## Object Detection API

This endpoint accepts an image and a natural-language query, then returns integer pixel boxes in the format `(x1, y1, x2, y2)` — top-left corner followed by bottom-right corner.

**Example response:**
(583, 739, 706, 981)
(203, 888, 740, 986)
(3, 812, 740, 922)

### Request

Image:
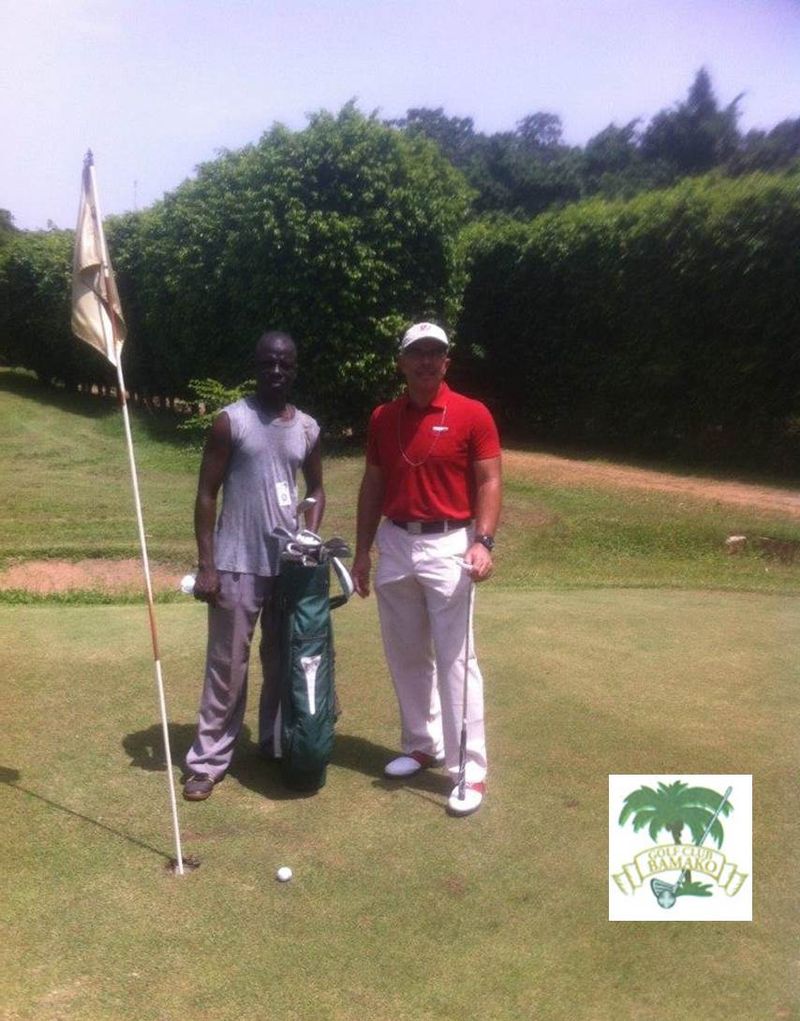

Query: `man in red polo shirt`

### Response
(353, 322, 502, 815)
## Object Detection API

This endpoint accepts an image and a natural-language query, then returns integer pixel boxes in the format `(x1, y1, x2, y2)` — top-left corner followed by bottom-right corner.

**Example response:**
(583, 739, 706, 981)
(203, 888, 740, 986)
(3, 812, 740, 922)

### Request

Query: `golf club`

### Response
(295, 496, 317, 533)
(295, 529, 323, 547)
(650, 785, 733, 908)
(331, 556, 354, 600)
(322, 536, 352, 558)
(456, 580, 476, 801)
(272, 525, 296, 541)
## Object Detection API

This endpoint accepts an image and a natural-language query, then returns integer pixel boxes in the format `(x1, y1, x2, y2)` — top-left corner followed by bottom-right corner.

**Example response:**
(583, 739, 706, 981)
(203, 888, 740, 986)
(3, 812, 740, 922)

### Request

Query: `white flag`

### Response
(71, 152, 126, 365)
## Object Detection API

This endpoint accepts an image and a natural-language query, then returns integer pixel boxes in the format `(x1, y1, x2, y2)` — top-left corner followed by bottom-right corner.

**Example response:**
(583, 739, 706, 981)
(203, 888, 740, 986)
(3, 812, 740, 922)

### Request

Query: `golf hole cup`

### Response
(179, 573, 196, 595)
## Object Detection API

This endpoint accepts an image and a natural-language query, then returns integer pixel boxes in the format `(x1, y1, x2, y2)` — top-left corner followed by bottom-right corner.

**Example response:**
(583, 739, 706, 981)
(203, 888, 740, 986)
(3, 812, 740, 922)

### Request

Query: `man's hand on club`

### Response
(465, 543, 493, 582)
(193, 565, 221, 605)
(352, 551, 372, 597)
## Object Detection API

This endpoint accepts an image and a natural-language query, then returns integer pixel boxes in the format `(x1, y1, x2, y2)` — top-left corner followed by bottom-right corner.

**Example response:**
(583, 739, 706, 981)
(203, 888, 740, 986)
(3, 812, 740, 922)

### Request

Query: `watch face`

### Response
(478, 534, 495, 551)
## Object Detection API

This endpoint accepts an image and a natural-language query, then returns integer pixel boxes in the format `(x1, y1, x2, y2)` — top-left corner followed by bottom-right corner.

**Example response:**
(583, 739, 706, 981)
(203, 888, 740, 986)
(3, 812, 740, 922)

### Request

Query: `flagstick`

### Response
(86, 160, 186, 876)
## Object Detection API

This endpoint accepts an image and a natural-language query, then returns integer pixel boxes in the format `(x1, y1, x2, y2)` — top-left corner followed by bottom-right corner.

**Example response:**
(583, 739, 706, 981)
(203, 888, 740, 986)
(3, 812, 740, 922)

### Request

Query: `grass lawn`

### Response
(2, 368, 799, 594)
(1, 369, 798, 1019)
(2, 593, 797, 1021)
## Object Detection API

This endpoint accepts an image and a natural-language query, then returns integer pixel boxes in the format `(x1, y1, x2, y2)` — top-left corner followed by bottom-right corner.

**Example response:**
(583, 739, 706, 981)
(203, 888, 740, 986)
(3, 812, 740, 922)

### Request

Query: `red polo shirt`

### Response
(366, 382, 501, 520)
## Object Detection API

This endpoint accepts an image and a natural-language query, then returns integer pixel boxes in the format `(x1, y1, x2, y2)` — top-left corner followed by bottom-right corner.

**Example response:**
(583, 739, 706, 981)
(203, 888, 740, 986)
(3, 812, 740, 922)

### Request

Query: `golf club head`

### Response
(331, 557, 354, 600)
(270, 525, 296, 558)
(650, 878, 677, 908)
(295, 496, 317, 530)
(323, 536, 352, 558)
(295, 529, 322, 548)
(284, 542, 313, 560)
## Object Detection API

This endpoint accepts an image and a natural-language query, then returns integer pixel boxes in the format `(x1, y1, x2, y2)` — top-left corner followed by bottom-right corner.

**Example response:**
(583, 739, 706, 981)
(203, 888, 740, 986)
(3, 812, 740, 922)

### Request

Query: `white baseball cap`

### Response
(399, 322, 449, 351)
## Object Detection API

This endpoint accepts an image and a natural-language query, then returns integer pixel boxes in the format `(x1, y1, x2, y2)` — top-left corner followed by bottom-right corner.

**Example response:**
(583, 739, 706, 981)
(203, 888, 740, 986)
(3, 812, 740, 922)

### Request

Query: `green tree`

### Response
(641, 67, 742, 176)
(388, 107, 478, 169)
(0, 229, 105, 389)
(0, 209, 18, 246)
(727, 118, 800, 174)
(515, 112, 564, 152)
(118, 104, 472, 432)
(619, 780, 732, 886)
(391, 107, 583, 217)
(578, 120, 676, 199)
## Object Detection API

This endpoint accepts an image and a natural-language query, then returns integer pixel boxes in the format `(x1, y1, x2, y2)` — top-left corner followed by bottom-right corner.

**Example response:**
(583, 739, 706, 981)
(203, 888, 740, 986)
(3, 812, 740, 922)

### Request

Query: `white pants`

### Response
(374, 520, 487, 784)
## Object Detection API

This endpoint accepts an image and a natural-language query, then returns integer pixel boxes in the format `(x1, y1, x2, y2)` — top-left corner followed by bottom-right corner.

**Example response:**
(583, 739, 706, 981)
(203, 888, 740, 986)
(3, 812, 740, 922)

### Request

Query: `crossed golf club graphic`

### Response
(649, 785, 733, 909)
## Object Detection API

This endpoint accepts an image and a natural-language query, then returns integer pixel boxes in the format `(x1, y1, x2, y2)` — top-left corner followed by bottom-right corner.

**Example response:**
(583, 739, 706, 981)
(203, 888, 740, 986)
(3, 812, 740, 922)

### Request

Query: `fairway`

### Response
(2, 590, 796, 1021)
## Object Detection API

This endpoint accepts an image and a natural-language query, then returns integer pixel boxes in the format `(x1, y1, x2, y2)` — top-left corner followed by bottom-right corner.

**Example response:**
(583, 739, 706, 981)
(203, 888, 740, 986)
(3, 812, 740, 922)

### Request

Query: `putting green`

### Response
(1, 589, 796, 1020)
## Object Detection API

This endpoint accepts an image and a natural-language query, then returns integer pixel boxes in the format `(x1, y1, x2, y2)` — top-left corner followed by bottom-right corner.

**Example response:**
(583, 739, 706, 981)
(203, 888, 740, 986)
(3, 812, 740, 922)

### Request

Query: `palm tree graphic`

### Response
(619, 781, 733, 905)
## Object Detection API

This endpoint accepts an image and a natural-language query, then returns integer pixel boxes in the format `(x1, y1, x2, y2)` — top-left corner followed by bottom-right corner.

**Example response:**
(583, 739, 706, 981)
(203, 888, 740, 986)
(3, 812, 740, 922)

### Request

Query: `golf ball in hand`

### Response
(276, 866, 293, 882)
(179, 573, 196, 595)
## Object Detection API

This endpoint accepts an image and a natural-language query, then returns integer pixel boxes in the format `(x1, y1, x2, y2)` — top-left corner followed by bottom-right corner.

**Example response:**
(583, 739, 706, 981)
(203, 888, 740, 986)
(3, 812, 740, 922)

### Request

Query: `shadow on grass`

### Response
(334, 733, 453, 807)
(504, 435, 800, 489)
(0, 369, 118, 421)
(0, 763, 172, 863)
(0, 368, 193, 450)
(121, 723, 448, 803)
(122, 722, 308, 802)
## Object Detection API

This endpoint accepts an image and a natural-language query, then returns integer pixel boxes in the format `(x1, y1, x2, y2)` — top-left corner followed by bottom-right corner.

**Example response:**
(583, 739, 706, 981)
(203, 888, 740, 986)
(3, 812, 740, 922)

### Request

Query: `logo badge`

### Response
(609, 774, 752, 921)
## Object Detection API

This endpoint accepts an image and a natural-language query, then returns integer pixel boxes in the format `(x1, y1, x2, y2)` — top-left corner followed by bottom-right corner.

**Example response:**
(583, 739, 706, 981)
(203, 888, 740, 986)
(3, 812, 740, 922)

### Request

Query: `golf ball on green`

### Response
(276, 866, 292, 882)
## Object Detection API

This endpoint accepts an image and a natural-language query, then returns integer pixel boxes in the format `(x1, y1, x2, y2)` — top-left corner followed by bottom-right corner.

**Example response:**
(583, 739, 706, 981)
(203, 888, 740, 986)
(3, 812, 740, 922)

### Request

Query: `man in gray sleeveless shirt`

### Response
(183, 330, 324, 800)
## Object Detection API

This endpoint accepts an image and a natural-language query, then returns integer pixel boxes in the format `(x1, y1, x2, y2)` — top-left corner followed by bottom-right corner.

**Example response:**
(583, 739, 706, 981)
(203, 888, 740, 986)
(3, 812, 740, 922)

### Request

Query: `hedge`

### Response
(457, 170, 800, 468)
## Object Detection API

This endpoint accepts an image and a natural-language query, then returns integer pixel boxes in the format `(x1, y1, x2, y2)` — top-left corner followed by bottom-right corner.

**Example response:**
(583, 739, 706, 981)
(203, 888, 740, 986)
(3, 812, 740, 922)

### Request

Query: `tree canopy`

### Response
(388, 69, 800, 215)
(1, 70, 798, 470)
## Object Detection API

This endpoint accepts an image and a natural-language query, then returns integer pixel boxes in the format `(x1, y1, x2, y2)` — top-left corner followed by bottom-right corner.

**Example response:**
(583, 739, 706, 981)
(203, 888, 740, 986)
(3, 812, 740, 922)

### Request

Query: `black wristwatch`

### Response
(474, 534, 495, 552)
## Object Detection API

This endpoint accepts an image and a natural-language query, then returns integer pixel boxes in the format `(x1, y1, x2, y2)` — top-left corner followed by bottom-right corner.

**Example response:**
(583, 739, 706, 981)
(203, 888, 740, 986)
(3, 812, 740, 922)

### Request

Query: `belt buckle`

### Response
(407, 522, 423, 535)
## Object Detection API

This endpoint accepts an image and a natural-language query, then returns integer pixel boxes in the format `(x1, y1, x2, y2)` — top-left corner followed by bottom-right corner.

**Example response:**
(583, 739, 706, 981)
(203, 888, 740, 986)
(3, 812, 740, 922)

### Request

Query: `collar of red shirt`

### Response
(403, 381, 450, 411)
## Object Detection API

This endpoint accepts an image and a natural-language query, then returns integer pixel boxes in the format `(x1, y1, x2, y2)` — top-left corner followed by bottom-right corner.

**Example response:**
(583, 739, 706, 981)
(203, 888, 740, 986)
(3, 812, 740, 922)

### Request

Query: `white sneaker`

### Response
(447, 781, 486, 816)
(384, 751, 444, 778)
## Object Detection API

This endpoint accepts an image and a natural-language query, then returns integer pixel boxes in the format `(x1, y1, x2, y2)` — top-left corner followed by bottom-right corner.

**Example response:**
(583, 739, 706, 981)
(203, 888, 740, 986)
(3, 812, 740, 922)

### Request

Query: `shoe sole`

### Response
(183, 787, 213, 801)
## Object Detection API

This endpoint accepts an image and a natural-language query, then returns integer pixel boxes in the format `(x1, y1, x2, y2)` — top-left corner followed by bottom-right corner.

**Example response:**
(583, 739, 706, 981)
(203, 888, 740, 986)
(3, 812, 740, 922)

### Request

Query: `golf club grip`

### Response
(457, 725, 467, 787)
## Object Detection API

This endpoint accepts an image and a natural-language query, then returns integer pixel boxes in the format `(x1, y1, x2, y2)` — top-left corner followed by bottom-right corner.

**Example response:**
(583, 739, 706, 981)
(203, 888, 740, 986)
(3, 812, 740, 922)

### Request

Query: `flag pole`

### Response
(83, 153, 186, 875)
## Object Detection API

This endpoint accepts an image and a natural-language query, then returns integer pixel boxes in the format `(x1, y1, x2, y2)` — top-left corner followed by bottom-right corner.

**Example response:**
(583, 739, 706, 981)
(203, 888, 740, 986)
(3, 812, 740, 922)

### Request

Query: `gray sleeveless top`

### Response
(214, 397, 320, 576)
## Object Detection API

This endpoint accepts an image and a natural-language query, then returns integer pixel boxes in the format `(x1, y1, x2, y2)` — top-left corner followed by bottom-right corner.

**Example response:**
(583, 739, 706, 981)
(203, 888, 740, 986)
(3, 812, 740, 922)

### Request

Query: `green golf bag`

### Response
(275, 559, 349, 791)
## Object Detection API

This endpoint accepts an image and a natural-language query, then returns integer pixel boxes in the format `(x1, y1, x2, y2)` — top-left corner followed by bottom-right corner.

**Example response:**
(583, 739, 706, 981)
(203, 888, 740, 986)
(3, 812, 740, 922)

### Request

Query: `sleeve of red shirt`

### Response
(470, 400, 502, 460)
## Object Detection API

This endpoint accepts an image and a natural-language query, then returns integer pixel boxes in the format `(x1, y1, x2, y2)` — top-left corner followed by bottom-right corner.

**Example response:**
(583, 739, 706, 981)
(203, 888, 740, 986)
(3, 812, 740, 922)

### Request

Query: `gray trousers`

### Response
(185, 572, 281, 781)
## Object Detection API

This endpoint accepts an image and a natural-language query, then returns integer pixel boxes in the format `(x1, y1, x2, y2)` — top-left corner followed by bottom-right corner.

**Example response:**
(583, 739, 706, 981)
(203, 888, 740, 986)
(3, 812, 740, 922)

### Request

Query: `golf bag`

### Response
(275, 558, 350, 791)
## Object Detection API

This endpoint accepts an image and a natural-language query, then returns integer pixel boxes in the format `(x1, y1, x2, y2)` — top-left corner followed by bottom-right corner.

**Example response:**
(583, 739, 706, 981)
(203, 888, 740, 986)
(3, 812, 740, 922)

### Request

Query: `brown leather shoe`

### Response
(183, 773, 215, 801)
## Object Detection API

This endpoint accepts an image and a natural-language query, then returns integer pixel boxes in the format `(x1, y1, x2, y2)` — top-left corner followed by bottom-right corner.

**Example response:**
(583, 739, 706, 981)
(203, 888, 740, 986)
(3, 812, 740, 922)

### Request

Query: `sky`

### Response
(2, 0, 799, 231)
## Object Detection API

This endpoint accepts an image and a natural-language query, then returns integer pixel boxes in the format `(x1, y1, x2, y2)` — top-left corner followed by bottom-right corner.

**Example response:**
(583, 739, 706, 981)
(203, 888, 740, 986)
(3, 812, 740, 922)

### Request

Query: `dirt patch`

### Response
(505, 450, 800, 518)
(0, 558, 182, 595)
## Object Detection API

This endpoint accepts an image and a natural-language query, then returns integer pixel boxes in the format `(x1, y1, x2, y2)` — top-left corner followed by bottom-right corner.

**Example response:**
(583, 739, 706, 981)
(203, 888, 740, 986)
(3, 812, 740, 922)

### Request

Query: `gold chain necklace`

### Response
(397, 402, 448, 467)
